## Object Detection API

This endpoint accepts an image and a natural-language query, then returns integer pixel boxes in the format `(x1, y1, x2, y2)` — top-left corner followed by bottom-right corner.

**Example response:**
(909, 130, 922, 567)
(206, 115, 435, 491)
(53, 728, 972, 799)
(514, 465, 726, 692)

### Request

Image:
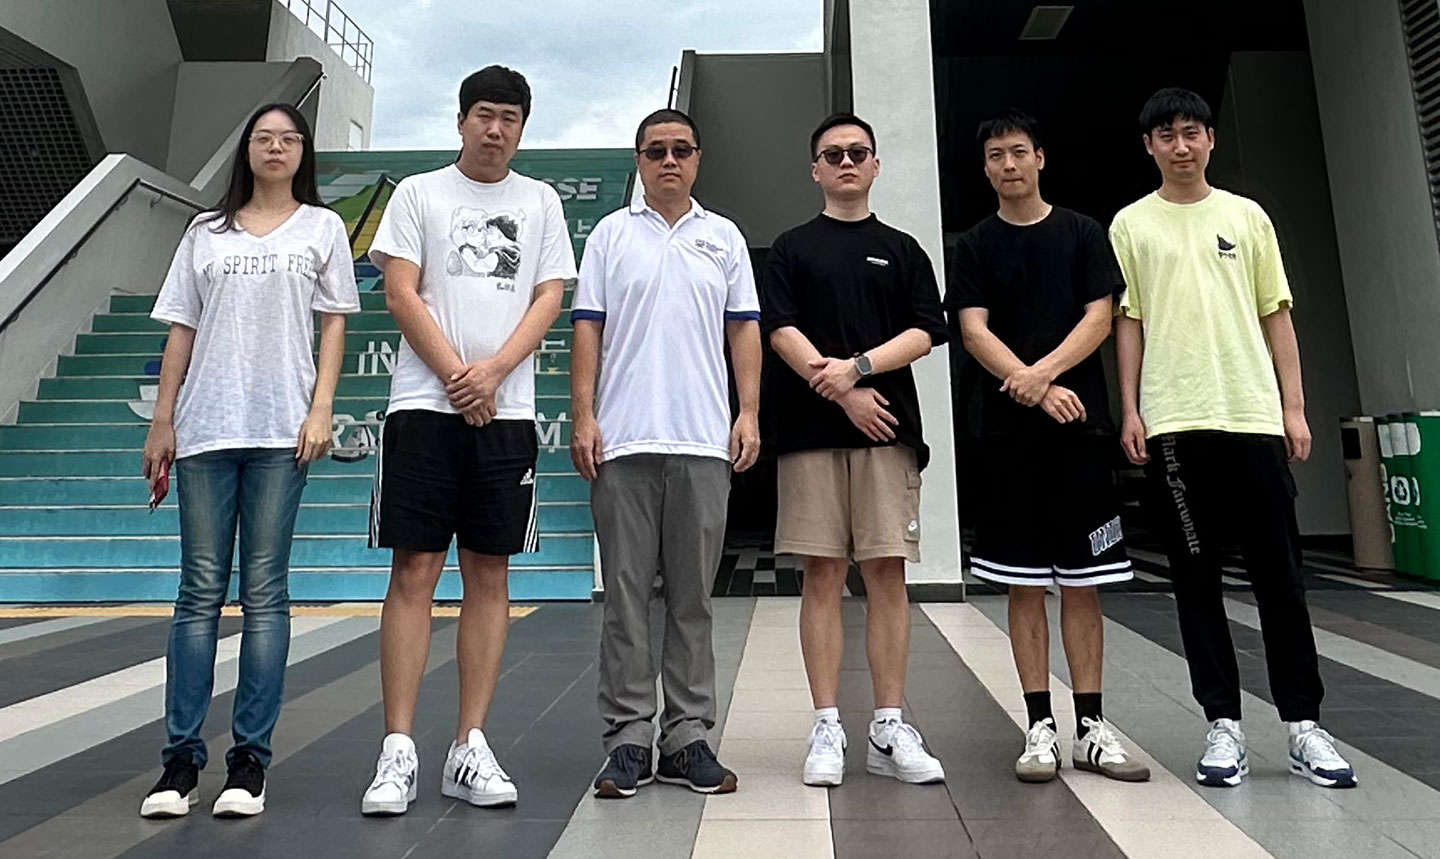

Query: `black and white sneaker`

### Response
(655, 740, 737, 794)
(594, 744, 654, 799)
(212, 750, 266, 817)
(139, 753, 200, 819)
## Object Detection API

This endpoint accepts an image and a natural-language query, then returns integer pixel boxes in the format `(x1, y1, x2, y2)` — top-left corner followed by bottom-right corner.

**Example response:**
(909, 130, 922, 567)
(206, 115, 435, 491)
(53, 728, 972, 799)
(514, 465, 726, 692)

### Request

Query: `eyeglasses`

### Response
(640, 142, 697, 162)
(249, 132, 305, 149)
(815, 146, 873, 166)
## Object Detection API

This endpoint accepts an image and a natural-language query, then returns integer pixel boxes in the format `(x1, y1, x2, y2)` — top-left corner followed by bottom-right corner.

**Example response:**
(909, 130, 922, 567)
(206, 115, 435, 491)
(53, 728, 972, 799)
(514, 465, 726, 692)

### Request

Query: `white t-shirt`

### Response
(152, 205, 361, 459)
(572, 197, 760, 461)
(369, 165, 578, 420)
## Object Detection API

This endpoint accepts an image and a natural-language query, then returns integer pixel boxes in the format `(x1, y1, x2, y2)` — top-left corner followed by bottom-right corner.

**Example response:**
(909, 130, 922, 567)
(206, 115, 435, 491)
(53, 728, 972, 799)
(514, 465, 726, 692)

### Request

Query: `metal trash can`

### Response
(1341, 416, 1393, 570)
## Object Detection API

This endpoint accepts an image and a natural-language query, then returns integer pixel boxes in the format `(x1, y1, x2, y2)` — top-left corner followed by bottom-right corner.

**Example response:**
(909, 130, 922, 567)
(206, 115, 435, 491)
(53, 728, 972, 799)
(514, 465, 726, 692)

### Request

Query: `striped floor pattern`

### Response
(3, 577, 1440, 857)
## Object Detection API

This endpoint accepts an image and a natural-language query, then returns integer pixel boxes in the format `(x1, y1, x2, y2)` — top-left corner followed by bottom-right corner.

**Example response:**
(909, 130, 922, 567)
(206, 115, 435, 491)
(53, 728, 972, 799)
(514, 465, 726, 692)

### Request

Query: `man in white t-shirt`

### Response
(359, 66, 577, 817)
(570, 109, 762, 798)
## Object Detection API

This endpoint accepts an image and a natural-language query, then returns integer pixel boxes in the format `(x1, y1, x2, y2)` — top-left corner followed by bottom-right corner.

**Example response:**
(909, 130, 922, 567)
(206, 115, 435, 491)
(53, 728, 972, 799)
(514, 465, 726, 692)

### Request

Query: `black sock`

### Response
(1023, 691, 1053, 727)
(1074, 692, 1103, 736)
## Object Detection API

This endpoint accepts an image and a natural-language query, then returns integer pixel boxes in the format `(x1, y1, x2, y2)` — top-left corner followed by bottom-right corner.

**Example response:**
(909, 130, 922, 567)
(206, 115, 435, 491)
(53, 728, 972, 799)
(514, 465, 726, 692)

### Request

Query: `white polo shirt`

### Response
(572, 196, 760, 462)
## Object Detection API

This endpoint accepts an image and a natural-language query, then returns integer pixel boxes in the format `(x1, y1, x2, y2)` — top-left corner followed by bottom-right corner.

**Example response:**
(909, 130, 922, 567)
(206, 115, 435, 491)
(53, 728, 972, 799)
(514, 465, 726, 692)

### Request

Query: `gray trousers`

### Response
(593, 454, 730, 755)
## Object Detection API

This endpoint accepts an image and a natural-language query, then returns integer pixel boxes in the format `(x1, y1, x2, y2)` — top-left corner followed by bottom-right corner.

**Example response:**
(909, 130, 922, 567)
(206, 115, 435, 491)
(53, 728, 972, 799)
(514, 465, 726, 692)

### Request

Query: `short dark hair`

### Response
(634, 109, 701, 151)
(810, 113, 877, 158)
(976, 109, 1042, 159)
(1139, 88, 1213, 135)
(459, 66, 532, 121)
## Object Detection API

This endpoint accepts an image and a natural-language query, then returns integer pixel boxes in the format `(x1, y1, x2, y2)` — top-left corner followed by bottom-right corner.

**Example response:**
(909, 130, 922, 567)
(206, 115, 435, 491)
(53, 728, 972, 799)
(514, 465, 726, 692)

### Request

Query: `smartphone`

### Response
(149, 459, 171, 513)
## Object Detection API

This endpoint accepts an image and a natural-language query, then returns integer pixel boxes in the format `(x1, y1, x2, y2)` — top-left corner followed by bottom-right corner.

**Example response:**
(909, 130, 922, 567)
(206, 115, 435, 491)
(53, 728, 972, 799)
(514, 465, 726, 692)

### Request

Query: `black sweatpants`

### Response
(1145, 431, 1323, 722)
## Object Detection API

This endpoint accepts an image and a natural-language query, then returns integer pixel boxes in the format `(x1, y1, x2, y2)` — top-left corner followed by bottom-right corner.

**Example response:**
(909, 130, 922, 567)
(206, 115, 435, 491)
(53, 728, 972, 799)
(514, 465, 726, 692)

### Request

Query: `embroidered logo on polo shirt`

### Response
(866, 256, 890, 267)
(694, 238, 725, 256)
(1217, 235, 1237, 260)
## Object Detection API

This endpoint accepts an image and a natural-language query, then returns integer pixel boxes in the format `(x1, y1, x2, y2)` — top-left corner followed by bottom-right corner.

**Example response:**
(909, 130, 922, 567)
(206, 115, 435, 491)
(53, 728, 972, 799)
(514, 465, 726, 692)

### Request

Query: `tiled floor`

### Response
(5, 565, 1440, 857)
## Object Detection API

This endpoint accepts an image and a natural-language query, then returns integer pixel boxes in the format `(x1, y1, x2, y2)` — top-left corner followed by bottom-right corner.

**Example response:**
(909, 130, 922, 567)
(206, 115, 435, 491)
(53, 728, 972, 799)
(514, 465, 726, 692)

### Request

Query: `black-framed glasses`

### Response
(250, 131, 305, 149)
(640, 142, 697, 162)
(815, 146, 873, 166)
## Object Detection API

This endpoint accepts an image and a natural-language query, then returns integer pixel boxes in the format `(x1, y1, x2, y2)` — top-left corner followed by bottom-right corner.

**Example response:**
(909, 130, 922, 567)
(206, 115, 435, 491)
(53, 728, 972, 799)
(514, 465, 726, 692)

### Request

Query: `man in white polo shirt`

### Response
(570, 108, 762, 798)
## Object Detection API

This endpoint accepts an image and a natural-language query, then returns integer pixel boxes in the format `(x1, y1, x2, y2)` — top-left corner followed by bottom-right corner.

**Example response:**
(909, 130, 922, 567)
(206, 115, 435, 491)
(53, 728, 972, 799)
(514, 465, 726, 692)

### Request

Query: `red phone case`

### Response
(149, 459, 171, 512)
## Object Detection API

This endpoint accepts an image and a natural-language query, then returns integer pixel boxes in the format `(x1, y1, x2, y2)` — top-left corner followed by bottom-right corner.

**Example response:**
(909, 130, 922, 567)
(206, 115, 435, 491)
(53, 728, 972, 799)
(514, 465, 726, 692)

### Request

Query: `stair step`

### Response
(0, 503, 592, 536)
(0, 472, 589, 505)
(16, 395, 574, 425)
(0, 532, 593, 568)
(0, 567, 594, 603)
(0, 448, 578, 476)
(37, 374, 575, 399)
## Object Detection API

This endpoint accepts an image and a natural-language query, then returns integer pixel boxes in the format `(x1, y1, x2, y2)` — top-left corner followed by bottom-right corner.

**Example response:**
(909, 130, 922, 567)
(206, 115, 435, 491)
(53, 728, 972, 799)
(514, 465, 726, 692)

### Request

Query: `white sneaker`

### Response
(1197, 718, 1248, 787)
(1015, 718, 1059, 783)
(1289, 721, 1357, 788)
(1072, 716, 1150, 782)
(867, 718, 945, 784)
(361, 733, 419, 816)
(441, 728, 517, 807)
(803, 720, 847, 786)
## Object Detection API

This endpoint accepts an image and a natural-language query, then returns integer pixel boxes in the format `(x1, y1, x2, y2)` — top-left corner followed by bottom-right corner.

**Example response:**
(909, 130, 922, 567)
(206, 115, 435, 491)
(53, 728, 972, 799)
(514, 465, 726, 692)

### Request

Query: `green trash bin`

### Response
(1413, 411, 1440, 578)
(1389, 413, 1429, 578)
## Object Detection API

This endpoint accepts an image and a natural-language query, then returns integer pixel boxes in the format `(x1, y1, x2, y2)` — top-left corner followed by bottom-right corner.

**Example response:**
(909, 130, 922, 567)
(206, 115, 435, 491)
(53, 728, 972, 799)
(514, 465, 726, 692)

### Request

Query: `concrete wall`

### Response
(166, 61, 293, 180)
(1208, 51, 1360, 535)
(0, 0, 183, 170)
(849, 0, 963, 593)
(266, 0, 373, 150)
(687, 54, 828, 247)
(1305, 0, 1440, 415)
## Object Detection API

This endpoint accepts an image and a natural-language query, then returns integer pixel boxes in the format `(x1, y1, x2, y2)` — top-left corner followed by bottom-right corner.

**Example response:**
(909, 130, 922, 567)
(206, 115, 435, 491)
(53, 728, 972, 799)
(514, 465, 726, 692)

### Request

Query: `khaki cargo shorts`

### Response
(774, 445, 921, 563)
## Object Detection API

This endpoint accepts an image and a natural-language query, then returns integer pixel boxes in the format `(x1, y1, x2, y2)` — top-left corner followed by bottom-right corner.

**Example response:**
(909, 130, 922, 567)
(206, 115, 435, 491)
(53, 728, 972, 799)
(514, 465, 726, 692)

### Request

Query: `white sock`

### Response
(815, 707, 840, 725)
(873, 707, 903, 726)
(1288, 720, 1316, 735)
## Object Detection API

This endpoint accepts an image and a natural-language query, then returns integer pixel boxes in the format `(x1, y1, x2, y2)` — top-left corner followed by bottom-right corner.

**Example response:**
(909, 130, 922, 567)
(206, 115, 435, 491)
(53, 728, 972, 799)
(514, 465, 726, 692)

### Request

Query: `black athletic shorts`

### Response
(970, 433, 1134, 588)
(368, 410, 538, 556)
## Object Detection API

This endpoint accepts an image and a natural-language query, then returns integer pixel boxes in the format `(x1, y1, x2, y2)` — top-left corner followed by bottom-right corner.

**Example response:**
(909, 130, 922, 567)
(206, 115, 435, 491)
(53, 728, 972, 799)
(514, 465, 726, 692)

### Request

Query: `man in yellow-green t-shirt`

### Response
(1111, 88, 1356, 791)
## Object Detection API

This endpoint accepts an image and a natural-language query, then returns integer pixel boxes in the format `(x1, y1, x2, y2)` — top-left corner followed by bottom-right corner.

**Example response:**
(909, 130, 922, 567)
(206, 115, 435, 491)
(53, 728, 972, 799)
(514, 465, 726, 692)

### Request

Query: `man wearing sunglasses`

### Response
(761, 113, 949, 788)
(571, 109, 762, 798)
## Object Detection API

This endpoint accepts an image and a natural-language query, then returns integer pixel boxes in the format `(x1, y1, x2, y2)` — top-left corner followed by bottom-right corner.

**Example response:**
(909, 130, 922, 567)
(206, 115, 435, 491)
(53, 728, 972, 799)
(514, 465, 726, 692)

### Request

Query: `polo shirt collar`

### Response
(630, 194, 707, 220)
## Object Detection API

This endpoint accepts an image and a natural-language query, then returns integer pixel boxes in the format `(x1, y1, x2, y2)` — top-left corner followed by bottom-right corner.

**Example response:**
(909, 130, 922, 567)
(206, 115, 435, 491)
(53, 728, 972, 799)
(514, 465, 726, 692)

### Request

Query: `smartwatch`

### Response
(854, 354, 874, 377)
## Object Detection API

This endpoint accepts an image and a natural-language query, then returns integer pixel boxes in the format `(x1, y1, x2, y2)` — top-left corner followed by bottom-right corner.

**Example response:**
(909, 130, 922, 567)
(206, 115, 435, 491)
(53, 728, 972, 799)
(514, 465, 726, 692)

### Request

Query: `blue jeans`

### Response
(162, 448, 307, 769)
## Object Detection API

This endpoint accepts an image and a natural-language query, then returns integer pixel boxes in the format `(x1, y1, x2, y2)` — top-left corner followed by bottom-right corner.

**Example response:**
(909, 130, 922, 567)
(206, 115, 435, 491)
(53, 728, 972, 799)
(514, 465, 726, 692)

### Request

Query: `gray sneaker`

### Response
(1072, 717, 1150, 782)
(1016, 718, 1060, 783)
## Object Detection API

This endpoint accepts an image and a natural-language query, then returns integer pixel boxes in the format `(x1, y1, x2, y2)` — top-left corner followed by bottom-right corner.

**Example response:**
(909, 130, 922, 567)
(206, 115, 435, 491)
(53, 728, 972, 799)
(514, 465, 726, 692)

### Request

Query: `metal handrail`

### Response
(279, 0, 374, 83)
(0, 181, 203, 335)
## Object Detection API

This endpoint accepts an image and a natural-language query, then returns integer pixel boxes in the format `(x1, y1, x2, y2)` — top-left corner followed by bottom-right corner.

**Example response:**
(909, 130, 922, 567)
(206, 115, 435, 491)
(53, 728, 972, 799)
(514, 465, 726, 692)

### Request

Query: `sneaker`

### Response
(655, 740, 738, 794)
(1072, 716, 1150, 782)
(212, 750, 266, 817)
(594, 744, 654, 799)
(361, 732, 419, 816)
(1015, 718, 1060, 783)
(867, 718, 945, 784)
(1289, 721, 1357, 788)
(139, 753, 200, 819)
(1197, 718, 1248, 787)
(441, 728, 517, 807)
(803, 720, 847, 787)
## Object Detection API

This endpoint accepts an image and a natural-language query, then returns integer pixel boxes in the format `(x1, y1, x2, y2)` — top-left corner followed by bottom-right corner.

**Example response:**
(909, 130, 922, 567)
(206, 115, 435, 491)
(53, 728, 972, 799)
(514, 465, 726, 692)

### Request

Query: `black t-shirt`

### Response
(760, 214, 950, 469)
(944, 207, 1122, 437)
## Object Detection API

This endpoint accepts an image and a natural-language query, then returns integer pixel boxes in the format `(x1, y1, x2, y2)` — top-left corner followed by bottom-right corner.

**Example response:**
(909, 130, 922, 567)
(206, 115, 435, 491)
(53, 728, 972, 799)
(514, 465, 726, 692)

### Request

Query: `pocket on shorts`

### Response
(904, 468, 922, 543)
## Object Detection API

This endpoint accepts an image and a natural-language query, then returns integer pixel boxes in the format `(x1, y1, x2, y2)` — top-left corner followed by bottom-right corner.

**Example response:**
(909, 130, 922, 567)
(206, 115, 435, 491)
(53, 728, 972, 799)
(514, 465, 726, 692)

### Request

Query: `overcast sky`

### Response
(333, 0, 823, 150)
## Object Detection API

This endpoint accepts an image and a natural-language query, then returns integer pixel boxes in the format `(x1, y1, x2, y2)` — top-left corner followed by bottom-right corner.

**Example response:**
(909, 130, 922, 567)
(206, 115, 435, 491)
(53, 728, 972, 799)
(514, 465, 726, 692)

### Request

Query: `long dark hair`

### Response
(202, 102, 326, 233)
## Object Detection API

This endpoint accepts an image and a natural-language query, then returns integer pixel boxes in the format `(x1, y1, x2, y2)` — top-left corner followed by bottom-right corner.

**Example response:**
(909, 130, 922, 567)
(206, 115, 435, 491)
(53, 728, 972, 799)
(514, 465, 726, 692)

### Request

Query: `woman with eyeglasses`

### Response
(138, 103, 359, 820)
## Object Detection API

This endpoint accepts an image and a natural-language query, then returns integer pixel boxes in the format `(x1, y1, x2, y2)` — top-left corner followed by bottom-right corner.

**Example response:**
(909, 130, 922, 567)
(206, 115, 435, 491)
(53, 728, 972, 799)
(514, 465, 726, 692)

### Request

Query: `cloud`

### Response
(331, 0, 824, 149)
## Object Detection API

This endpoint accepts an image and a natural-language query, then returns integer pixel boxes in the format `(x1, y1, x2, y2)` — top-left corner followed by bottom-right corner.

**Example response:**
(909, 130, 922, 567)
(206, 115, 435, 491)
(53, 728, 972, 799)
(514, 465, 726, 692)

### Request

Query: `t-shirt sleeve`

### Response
(907, 237, 950, 346)
(944, 232, 987, 313)
(368, 179, 423, 270)
(1080, 216, 1125, 305)
(151, 220, 204, 329)
(724, 223, 761, 321)
(1110, 218, 1143, 320)
(759, 233, 798, 335)
(1252, 207, 1294, 316)
(571, 216, 607, 323)
(314, 211, 362, 314)
(534, 185, 579, 288)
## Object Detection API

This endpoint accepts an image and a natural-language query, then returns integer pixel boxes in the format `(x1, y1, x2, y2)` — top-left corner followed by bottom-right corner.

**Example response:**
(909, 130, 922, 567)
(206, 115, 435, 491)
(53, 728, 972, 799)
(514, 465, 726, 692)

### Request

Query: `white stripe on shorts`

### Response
(522, 476, 539, 554)
(367, 417, 385, 549)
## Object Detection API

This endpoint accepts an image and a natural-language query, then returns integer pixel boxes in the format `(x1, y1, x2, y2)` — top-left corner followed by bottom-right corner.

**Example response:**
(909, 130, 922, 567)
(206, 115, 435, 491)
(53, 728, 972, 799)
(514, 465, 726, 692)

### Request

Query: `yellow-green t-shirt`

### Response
(1110, 188, 1292, 438)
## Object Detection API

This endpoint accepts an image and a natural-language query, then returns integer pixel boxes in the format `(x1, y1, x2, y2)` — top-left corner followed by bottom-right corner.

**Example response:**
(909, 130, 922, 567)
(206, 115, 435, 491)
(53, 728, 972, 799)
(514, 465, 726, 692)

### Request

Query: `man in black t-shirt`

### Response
(946, 110, 1149, 785)
(762, 113, 950, 789)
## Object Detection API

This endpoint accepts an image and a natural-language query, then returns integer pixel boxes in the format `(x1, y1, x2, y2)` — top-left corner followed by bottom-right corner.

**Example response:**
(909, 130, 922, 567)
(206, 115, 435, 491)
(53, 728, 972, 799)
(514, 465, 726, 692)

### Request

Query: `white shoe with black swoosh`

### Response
(866, 718, 945, 784)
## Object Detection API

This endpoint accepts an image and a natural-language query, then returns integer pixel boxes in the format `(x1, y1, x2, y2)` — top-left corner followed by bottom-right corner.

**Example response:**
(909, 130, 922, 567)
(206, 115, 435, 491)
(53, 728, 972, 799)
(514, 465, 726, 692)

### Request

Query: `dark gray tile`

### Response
(832, 819, 977, 859)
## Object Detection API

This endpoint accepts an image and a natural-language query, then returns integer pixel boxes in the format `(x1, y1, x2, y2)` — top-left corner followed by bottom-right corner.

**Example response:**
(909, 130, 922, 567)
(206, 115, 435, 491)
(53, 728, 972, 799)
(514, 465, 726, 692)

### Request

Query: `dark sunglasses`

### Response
(815, 146, 873, 166)
(640, 142, 697, 161)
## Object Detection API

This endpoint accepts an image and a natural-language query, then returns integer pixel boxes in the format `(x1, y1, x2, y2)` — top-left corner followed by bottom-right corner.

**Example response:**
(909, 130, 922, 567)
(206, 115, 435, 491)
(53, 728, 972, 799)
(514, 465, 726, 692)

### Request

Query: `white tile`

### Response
(692, 819, 833, 859)
(719, 709, 817, 740)
(699, 772, 829, 820)
(1099, 819, 1275, 859)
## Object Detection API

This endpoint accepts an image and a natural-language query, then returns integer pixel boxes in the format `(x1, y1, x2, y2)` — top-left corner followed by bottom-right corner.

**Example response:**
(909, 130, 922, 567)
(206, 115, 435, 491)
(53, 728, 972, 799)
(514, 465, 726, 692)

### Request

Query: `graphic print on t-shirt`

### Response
(446, 207, 524, 283)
